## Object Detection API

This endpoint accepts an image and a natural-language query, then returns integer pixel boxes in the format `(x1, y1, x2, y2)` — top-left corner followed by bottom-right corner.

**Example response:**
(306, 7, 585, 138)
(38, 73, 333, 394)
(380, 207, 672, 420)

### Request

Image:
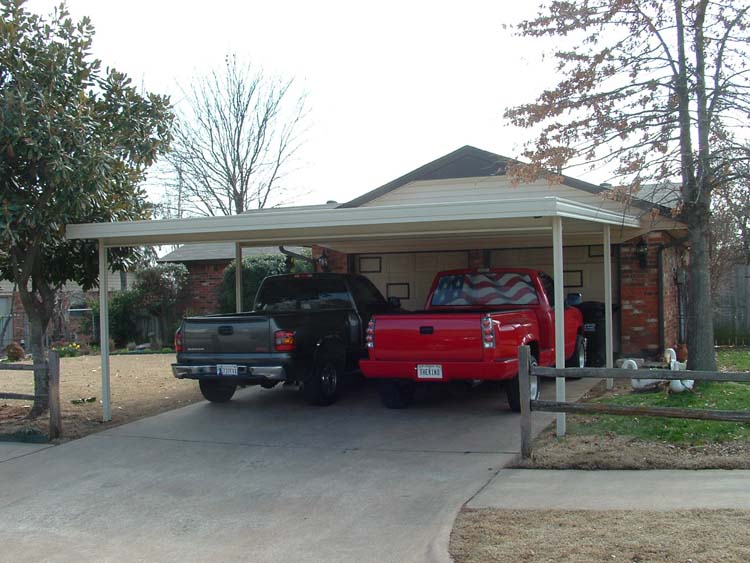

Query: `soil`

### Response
(450, 509, 750, 563)
(512, 433, 750, 470)
(0, 354, 203, 441)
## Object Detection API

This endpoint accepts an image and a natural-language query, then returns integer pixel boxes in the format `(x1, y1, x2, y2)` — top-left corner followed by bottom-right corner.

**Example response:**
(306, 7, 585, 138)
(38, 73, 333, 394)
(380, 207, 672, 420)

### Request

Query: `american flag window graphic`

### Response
(430, 273, 539, 307)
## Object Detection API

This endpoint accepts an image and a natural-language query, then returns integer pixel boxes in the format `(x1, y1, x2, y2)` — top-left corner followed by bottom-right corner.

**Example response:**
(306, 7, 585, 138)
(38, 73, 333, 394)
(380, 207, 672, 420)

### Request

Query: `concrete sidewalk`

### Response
(469, 468, 750, 510)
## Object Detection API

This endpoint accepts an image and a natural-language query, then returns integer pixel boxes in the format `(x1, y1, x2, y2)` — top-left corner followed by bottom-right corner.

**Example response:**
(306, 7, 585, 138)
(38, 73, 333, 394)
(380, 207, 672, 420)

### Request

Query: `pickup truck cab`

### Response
(359, 268, 585, 411)
(172, 273, 397, 406)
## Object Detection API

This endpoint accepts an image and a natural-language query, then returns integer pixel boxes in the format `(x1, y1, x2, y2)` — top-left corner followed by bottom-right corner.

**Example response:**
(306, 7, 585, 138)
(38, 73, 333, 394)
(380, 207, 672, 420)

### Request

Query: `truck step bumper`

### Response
(172, 364, 287, 381)
(359, 359, 517, 382)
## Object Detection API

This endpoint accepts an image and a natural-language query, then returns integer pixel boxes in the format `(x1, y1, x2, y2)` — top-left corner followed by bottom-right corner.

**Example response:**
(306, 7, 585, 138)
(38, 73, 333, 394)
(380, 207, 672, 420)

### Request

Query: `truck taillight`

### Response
(366, 319, 376, 348)
(274, 330, 295, 352)
(481, 315, 495, 349)
(174, 327, 184, 353)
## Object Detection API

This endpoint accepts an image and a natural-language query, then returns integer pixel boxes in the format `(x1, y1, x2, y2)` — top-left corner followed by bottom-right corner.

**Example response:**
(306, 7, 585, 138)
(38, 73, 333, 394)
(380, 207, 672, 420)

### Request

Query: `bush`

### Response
(219, 253, 313, 313)
(53, 342, 81, 358)
(4, 341, 25, 361)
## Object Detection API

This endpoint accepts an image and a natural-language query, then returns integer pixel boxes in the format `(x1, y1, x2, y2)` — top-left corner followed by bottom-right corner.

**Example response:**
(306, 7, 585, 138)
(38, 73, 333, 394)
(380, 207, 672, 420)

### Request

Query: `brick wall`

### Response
(183, 260, 231, 315)
(619, 232, 687, 357)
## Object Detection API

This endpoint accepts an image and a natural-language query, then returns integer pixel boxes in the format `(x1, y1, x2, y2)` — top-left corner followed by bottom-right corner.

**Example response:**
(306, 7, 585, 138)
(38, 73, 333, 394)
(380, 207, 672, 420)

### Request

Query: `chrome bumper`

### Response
(171, 364, 287, 380)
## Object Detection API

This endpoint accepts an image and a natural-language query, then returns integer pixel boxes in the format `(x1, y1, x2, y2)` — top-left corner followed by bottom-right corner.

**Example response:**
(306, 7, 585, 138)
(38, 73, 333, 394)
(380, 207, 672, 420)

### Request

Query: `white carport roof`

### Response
(67, 196, 650, 250)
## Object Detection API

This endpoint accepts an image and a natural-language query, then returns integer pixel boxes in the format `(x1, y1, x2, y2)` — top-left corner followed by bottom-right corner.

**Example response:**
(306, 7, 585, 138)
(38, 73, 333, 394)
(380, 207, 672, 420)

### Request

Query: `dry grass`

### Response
(451, 509, 750, 563)
(0, 354, 203, 441)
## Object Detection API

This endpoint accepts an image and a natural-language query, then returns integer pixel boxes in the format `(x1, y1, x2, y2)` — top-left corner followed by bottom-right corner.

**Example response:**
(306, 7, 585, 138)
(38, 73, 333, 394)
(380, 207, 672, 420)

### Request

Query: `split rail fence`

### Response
(517, 345, 750, 458)
(0, 350, 61, 440)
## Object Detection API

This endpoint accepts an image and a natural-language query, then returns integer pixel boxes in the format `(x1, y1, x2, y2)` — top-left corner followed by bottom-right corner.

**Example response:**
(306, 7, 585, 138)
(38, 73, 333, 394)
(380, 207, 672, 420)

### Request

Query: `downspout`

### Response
(658, 235, 689, 352)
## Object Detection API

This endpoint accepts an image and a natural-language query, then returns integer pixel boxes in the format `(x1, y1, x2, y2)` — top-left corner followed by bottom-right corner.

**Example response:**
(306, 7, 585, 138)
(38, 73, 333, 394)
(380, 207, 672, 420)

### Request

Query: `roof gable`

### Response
(341, 145, 672, 216)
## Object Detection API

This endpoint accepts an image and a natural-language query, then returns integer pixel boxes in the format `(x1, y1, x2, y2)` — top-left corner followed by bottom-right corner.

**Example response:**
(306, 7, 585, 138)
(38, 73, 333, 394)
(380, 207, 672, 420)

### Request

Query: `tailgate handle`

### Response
(218, 325, 234, 336)
(419, 326, 434, 335)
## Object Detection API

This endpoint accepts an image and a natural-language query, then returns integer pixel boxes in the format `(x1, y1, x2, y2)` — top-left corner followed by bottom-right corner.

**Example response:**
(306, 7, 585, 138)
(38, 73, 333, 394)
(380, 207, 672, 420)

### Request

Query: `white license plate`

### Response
(216, 364, 239, 376)
(417, 364, 443, 379)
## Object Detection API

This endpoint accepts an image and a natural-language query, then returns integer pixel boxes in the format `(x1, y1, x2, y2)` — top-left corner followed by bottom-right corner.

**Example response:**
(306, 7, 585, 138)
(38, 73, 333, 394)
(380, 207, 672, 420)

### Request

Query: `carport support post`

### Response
(552, 216, 566, 437)
(98, 242, 112, 422)
(235, 242, 243, 312)
(603, 225, 614, 389)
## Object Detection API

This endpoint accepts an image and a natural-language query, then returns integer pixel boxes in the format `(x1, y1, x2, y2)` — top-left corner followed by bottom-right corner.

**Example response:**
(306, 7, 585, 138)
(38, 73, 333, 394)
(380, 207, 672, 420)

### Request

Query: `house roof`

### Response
(158, 243, 304, 263)
(340, 145, 674, 216)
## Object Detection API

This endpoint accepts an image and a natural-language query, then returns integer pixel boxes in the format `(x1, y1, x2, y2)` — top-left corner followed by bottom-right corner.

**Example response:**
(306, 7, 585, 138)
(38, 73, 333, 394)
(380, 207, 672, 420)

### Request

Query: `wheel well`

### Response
(528, 341, 539, 361)
(314, 337, 346, 366)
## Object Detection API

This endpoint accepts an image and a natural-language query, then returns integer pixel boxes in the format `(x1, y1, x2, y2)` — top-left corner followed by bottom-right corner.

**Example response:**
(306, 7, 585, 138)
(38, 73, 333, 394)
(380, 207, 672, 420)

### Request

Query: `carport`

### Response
(67, 195, 656, 434)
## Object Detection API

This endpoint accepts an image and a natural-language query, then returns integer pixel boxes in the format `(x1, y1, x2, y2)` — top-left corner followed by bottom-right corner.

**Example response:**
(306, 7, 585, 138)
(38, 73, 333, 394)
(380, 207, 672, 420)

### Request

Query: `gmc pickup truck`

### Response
(172, 273, 398, 406)
(359, 268, 585, 411)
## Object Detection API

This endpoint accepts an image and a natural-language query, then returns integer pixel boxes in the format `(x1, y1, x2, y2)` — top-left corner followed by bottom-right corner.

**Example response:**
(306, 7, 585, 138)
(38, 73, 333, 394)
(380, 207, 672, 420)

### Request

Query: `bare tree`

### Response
(505, 1, 750, 370)
(165, 55, 307, 217)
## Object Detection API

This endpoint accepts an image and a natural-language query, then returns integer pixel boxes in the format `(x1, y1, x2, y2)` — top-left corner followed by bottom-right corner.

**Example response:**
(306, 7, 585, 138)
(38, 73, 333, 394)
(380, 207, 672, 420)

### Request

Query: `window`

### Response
(349, 277, 386, 309)
(538, 272, 555, 306)
(255, 277, 353, 312)
(430, 272, 539, 307)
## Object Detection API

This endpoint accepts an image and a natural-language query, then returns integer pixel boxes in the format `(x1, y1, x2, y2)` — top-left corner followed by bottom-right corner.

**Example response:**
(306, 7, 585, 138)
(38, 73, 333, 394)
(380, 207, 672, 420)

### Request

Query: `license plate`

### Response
(417, 364, 443, 379)
(216, 364, 239, 376)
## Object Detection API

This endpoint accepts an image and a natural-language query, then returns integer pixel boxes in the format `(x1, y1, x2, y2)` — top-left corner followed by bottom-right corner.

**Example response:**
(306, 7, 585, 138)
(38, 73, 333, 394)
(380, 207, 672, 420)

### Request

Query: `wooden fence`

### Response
(517, 345, 750, 458)
(0, 350, 61, 440)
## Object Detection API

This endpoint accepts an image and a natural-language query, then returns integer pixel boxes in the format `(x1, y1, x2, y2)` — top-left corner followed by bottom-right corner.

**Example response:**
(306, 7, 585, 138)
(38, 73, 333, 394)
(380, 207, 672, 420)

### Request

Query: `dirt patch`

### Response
(513, 432, 750, 470)
(451, 508, 750, 563)
(0, 354, 203, 441)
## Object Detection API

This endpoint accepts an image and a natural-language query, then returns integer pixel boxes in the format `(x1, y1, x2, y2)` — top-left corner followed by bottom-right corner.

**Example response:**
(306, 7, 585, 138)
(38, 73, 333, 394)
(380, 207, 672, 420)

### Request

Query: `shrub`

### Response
(5, 341, 25, 361)
(53, 342, 81, 358)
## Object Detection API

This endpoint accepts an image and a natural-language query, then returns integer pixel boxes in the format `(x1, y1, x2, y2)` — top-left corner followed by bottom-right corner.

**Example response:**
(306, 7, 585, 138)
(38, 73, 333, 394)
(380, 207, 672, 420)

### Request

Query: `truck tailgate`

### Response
(182, 315, 271, 355)
(373, 314, 483, 362)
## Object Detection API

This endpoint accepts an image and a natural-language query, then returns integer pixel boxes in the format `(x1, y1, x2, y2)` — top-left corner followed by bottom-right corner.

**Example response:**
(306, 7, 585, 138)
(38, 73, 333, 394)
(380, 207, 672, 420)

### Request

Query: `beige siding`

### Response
(361, 177, 629, 214)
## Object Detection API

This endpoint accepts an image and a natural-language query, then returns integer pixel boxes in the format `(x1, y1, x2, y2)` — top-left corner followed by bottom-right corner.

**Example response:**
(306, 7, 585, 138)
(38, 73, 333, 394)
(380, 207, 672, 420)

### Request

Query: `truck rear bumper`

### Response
(172, 364, 287, 383)
(359, 359, 518, 382)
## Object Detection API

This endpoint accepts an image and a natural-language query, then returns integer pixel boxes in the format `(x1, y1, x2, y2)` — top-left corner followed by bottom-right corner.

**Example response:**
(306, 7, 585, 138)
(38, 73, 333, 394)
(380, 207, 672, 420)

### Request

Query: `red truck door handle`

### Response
(419, 326, 434, 335)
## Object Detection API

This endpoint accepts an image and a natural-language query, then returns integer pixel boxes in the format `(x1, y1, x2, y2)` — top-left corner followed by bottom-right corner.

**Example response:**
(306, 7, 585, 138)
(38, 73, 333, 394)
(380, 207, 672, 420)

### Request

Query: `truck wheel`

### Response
(199, 380, 236, 403)
(566, 335, 586, 368)
(379, 380, 415, 409)
(506, 358, 539, 412)
(303, 358, 341, 406)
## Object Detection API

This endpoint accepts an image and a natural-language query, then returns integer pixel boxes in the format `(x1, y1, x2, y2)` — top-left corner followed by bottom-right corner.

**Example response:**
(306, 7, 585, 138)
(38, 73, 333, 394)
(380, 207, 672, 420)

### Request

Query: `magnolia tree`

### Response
(0, 0, 172, 414)
(506, 0, 750, 370)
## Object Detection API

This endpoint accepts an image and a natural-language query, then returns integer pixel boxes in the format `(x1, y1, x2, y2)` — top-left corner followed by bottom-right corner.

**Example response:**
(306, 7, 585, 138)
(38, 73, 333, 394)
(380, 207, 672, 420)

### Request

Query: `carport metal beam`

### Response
(552, 217, 566, 436)
(604, 225, 614, 389)
(99, 243, 112, 422)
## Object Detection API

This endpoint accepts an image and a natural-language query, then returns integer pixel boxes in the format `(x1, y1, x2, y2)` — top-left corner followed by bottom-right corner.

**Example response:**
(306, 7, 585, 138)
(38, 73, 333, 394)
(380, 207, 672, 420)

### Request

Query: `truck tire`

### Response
(506, 358, 539, 412)
(379, 380, 415, 409)
(566, 334, 586, 368)
(199, 380, 236, 403)
(303, 357, 341, 406)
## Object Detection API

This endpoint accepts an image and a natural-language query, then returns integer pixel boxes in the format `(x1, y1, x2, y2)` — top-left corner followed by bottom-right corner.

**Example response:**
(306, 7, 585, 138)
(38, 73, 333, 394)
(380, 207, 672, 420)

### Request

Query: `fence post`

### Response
(518, 345, 532, 459)
(48, 350, 62, 440)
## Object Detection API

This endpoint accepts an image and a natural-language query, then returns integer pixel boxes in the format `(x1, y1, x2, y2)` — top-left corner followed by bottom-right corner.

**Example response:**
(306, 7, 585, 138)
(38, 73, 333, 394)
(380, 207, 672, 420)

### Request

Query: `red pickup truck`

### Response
(359, 268, 585, 411)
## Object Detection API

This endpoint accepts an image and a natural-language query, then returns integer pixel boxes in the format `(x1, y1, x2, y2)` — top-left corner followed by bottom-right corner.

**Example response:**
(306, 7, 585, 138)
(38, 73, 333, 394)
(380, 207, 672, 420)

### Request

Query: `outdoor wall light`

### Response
(635, 238, 649, 269)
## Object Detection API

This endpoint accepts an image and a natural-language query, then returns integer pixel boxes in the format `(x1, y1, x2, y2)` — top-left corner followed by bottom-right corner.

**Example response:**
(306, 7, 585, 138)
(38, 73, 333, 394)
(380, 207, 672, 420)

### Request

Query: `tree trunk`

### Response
(28, 313, 50, 416)
(687, 207, 717, 371)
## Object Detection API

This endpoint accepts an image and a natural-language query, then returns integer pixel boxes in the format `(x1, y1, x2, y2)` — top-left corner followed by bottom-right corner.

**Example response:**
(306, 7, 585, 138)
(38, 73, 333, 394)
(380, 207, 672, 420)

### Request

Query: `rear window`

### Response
(430, 272, 539, 307)
(255, 277, 353, 312)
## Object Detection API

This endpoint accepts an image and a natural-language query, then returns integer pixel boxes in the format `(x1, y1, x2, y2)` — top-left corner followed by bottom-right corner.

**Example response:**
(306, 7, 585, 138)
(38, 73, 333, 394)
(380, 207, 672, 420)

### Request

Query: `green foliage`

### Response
(52, 342, 81, 358)
(569, 381, 750, 444)
(717, 348, 750, 372)
(218, 253, 313, 313)
(89, 263, 189, 347)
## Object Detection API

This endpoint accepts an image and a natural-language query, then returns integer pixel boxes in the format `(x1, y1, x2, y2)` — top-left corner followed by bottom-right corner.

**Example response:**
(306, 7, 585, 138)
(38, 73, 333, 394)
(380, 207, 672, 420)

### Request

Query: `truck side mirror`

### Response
(387, 296, 401, 309)
(566, 293, 582, 307)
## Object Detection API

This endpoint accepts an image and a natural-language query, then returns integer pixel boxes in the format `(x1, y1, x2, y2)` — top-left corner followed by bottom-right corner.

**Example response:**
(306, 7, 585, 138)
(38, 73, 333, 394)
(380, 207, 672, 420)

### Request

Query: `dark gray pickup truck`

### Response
(172, 273, 398, 406)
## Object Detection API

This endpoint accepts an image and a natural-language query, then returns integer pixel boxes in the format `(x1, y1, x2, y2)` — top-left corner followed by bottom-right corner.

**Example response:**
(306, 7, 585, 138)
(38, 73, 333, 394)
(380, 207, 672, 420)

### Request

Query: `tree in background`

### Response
(164, 55, 307, 217)
(505, 1, 750, 370)
(219, 254, 313, 314)
(0, 0, 172, 414)
(133, 263, 188, 345)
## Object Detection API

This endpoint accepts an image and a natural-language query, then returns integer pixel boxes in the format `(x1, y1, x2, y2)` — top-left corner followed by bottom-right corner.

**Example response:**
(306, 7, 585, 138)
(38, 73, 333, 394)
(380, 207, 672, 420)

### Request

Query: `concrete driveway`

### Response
(0, 379, 589, 563)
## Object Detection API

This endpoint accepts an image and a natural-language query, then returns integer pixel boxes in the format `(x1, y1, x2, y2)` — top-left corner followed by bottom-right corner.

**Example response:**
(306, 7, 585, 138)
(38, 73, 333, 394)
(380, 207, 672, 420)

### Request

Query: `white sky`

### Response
(27, 0, 579, 207)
